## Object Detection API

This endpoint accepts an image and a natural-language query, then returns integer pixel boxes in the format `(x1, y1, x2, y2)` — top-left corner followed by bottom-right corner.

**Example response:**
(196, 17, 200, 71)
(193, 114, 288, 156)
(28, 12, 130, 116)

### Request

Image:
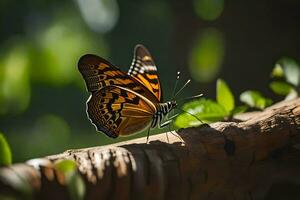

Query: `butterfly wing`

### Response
(86, 85, 156, 138)
(128, 44, 163, 101)
(78, 54, 159, 103)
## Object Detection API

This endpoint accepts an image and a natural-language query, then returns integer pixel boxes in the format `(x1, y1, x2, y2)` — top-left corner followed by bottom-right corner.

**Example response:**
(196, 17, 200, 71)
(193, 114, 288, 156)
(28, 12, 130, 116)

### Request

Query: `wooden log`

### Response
(0, 98, 300, 200)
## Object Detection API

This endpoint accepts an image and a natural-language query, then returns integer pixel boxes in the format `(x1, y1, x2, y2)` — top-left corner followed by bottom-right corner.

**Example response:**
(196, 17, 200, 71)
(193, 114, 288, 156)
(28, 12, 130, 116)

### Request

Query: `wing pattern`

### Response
(128, 45, 163, 101)
(78, 54, 159, 103)
(86, 85, 156, 138)
(78, 46, 163, 138)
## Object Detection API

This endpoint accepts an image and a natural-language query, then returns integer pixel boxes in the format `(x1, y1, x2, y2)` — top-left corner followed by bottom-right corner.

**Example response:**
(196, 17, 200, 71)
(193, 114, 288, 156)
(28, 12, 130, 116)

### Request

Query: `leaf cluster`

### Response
(270, 57, 300, 100)
(175, 79, 272, 128)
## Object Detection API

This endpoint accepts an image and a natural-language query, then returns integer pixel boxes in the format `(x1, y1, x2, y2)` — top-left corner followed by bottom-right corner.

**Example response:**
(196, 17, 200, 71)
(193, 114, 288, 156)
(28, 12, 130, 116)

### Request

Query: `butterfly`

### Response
(78, 44, 177, 139)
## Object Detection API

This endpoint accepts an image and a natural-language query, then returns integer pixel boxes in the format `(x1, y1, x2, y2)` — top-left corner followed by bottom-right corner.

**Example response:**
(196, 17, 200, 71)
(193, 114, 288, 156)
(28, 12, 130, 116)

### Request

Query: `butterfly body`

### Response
(151, 101, 177, 128)
(78, 45, 176, 138)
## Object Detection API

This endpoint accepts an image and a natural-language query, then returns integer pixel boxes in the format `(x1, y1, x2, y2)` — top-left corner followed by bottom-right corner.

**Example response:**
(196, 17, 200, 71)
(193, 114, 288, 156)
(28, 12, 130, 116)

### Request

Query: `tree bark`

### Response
(1, 98, 300, 200)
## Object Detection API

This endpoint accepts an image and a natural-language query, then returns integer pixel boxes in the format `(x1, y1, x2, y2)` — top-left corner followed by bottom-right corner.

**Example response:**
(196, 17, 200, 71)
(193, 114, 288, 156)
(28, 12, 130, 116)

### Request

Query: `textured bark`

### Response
(0, 98, 300, 200)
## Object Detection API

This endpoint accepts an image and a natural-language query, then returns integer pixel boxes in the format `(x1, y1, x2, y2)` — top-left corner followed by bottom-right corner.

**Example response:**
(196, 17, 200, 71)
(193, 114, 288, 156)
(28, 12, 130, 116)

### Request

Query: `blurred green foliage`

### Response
(0, 43, 30, 115)
(189, 28, 225, 82)
(277, 58, 300, 86)
(76, 0, 119, 33)
(240, 90, 272, 110)
(31, 13, 108, 86)
(0, 133, 12, 166)
(270, 81, 293, 96)
(193, 0, 224, 21)
(270, 57, 300, 100)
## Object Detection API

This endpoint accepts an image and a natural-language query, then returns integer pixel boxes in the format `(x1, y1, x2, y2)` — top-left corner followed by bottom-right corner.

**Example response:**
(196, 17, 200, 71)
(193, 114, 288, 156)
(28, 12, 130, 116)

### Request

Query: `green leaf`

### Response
(68, 171, 85, 200)
(285, 89, 298, 100)
(0, 133, 12, 166)
(240, 90, 273, 110)
(174, 98, 228, 128)
(277, 57, 300, 86)
(231, 105, 248, 115)
(269, 81, 294, 96)
(55, 160, 77, 174)
(216, 79, 235, 113)
(271, 64, 284, 78)
(55, 160, 85, 200)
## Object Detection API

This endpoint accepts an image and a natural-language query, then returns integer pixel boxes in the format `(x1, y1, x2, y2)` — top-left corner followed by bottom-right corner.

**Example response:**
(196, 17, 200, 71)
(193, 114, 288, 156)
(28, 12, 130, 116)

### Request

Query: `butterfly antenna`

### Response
(173, 79, 191, 99)
(172, 71, 180, 99)
(177, 93, 203, 102)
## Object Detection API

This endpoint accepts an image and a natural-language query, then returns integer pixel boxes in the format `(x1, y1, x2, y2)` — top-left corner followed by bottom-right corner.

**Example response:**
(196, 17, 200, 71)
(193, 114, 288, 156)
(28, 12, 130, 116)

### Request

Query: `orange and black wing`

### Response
(86, 85, 156, 138)
(78, 54, 159, 103)
(128, 45, 163, 102)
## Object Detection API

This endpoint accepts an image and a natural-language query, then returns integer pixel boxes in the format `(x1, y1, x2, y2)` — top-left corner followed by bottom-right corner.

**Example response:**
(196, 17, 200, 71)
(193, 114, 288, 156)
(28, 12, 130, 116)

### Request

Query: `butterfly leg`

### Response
(163, 114, 185, 143)
(146, 127, 151, 144)
(159, 119, 175, 143)
(166, 113, 177, 134)
(165, 132, 170, 143)
(157, 114, 181, 143)
(159, 119, 173, 128)
(158, 113, 178, 129)
(165, 113, 179, 121)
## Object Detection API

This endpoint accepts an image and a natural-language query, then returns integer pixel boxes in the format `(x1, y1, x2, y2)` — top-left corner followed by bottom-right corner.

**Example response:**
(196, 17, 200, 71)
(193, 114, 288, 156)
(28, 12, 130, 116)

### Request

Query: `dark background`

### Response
(0, 0, 299, 162)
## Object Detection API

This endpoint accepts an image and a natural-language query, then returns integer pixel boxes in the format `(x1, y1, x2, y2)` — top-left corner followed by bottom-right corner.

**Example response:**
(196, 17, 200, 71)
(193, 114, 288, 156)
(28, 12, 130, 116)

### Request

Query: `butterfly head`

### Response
(170, 100, 177, 109)
(165, 100, 177, 113)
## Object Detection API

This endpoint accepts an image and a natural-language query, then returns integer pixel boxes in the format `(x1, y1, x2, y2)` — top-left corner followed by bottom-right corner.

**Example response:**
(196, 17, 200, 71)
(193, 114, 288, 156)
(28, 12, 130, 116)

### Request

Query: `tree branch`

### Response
(1, 98, 300, 200)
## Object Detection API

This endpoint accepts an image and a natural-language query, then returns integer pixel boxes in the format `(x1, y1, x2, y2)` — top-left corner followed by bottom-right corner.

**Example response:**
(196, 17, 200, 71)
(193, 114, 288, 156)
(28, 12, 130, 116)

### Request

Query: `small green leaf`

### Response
(269, 81, 294, 96)
(55, 160, 85, 200)
(271, 64, 284, 78)
(216, 79, 235, 113)
(174, 98, 228, 128)
(55, 160, 77, 173)
(277, 57, 300, 86)
(68, 171, 85, 200)
(231, 105, 248, 115)
(240, 90, 273, 110)
(285, 89, 298, 100)
(0, 133, 12, 166)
